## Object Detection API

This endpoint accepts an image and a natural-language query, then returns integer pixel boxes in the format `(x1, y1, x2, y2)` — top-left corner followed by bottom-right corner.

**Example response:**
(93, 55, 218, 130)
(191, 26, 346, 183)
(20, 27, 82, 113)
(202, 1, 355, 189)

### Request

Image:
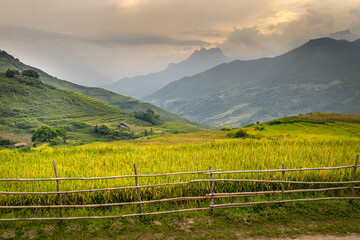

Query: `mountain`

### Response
(0, 50, 210, 129)
(145, 38, 360, 127)
(103, 48, 232, 99)
(0, 72, 204, 146)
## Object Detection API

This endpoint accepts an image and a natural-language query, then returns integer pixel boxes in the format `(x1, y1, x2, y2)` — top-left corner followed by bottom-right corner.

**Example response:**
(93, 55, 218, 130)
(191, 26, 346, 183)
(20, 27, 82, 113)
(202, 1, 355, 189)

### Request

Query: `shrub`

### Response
(5, 69, 20, 78)
(16, 146, 32, 153)
(268, 120, 282, 125)
(0, 137, 16, 147)
(98, 125, 111, 135)
(254, 125, 265, 131)
(220, 127, 233, 131)
(227, 129, 257, 139)
(22, 69, 40, 79)
(50, 136, 65, 146)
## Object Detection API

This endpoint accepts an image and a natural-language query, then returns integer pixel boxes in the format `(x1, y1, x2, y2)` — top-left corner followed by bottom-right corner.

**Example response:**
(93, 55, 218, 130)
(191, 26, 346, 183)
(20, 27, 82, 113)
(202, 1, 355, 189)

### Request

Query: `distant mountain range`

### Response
(145, 38, 360, 127)
(0, 50, 210, 129)
(103, 48, 232, 99)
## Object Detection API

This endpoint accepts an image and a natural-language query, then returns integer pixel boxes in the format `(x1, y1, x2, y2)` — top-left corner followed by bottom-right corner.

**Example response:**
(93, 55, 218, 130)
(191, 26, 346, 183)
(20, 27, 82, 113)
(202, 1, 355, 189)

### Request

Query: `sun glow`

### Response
(120, 0, 138, 8)
(259, 10, 301, 35)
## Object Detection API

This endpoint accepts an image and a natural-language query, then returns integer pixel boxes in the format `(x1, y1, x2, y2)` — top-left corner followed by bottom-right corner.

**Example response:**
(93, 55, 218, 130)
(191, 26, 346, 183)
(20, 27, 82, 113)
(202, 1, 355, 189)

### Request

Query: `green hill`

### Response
(0, 72, 203, 146)
(0, 50, 211, 130)
(231, 112, 360, 139)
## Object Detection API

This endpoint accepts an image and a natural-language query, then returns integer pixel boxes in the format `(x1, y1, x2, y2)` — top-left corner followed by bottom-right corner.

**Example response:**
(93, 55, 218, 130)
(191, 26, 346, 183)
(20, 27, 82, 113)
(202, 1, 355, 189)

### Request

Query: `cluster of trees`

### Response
(6, 69, 44, 89)
(134, 109, 161, 125)
(93, 125, 137, 140)
(31, 125, 67, 146)
(5, 69, 20, 78)
(22, 69, 40, 78)
(6, 69, 40, 79)
(144, 128, 153, 136)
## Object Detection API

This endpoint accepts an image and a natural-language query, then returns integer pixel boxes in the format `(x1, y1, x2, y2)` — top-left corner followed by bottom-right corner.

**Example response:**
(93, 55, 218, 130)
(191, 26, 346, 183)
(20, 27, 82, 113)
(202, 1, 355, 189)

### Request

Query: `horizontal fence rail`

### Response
(0, 170, 223, 182)
(0, 155, 358, 223)
(1, 165, 359, 182)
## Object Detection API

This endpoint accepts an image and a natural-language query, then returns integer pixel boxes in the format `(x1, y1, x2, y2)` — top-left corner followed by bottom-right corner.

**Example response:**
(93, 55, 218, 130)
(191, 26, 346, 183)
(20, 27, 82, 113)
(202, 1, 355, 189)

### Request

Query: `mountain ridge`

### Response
(103, 47, 232, 99)
(145, 37, 360, 127)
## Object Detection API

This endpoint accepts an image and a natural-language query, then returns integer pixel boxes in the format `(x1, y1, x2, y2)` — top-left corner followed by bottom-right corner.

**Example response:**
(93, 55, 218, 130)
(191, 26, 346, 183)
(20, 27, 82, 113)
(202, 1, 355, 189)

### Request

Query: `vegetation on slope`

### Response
(0, 72, 202, 146)
(0, 50, 211, 129)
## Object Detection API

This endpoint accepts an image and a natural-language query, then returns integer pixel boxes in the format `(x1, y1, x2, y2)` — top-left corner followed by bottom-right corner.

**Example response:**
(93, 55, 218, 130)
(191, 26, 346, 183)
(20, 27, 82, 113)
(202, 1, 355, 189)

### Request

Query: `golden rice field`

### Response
(0, 122, 359, 206)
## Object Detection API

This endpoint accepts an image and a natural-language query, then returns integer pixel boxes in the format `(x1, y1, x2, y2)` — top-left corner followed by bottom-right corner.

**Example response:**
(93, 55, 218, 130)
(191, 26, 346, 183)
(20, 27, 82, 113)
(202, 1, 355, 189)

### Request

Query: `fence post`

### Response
(52, 160, 63, 224)
(281, 162, 286, 201)
(350, 155, 359, 201)
(209, 166, 214, 215)
(134, 163, 143, 216)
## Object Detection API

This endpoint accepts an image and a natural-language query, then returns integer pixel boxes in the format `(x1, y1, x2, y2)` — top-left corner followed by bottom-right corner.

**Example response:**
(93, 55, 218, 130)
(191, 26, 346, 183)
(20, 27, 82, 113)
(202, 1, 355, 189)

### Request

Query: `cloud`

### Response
(350, 4, 360, 33)
(87, 33, 210, 47)
(219, 1, 360, 59)
(0, 25, 209, 47)
(329, 29, 359, 41)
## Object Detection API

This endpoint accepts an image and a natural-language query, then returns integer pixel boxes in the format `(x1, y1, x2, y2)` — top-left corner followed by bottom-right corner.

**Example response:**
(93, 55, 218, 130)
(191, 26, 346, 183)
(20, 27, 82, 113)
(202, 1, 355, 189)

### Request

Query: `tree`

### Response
(98, 125, 111, 135)
(134, 109, 161, 125)
(94, 125, 99, 134)
(5, 69, 20, 78)
(22, 69, 40, 79)
(31, 125, 67, 145)
(55, 128, 67, 139)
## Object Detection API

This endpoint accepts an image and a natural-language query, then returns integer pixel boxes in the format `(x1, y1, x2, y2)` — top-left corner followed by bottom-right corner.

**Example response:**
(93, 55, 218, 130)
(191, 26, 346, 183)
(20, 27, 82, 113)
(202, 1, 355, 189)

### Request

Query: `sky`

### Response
(0, 0, 360, 86)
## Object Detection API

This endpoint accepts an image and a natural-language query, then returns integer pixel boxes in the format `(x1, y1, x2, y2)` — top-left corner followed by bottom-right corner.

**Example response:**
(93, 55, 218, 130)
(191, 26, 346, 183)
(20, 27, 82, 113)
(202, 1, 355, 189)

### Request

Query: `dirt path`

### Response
(261, 235, 360, 240)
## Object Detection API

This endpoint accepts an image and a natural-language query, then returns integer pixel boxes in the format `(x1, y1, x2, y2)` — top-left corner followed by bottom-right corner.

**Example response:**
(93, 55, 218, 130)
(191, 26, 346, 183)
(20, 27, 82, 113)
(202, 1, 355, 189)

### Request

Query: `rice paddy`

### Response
(0, 120, 359, 207)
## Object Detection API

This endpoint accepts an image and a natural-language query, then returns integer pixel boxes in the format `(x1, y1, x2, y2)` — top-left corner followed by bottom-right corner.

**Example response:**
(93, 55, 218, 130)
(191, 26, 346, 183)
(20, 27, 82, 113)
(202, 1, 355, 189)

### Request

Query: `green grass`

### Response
(1, 201, 360, 239)
(243, 118, 360, 139)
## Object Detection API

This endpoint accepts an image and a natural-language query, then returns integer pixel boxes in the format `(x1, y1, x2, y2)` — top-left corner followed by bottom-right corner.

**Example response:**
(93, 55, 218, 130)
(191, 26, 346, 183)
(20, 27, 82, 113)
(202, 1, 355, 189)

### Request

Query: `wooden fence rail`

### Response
(1, 165, 358, 182)
(0, 155, 358, 223)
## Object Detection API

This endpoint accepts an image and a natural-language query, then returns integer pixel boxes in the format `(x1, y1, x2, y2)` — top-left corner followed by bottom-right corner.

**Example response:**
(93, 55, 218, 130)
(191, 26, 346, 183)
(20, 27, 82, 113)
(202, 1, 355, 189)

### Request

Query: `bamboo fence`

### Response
(0, 155, 358, 222)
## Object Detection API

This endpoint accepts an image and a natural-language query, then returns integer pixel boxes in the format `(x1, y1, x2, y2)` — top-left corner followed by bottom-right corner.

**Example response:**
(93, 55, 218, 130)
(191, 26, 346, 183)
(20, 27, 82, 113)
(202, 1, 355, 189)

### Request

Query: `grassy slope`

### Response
(0, 72, 202, 145)
(0, 50, 212, 129)
(245, 113, 360, 138)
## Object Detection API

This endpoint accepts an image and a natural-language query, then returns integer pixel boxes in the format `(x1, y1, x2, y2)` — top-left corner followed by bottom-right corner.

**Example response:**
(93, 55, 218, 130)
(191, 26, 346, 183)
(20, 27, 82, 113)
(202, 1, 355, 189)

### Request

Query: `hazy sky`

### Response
(0, 0, 359, 86)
